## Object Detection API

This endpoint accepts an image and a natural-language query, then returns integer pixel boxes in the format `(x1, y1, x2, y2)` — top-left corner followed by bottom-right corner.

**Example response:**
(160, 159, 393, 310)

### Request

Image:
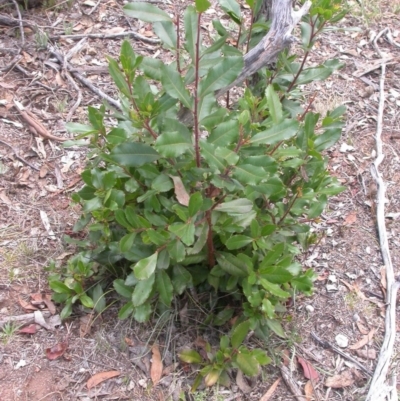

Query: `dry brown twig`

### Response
(10, 0, 25, 46)
(0, 137, 39, 171)
(365, 28, 400, 401)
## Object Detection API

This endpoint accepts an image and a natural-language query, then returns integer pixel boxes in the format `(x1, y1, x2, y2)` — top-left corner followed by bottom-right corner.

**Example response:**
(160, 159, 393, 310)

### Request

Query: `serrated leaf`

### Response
(154, 131, 192, 157)
(80, 294, 94, 308)
(109, 143, 160, 167)
(114, 279, 133, 299)
(250, 119, 299, 145)
(259, 265, 293, 284)
(208, 119, 239, 146)
(140, 57, 163, 81)
(195, 0, 211, 12)
(200, 140, 227, 172)
(169, 222, 195, 246)
(266, 85, 282, 123)
(161, 64, 192, 108)
(199, 57, 243, 97)
(214, 199, 253, 214)
(266, 319, 286, 338)
(188, 192, 203, 217)
(119, 233, 136, 253)
(314, 128, 342, 151)
(219, 0, 241, 23)
(172, 265, 192, 294)
(152, 174, 174, 192)
(226, 235, 253, 250)
(133, 303, 152, 322)
(118, 301, 134, 319)
(259, 279, 290, 298)
(133, 253, 158, 280)
(107, 57, 130, 97)
(123, 2, 172, 22)
(156, 270, 174, 307)
(184, 6, 198, 61)
(236, 353, 259, 376)
(167, 239, 186, 262)
(231, 320, 251, 348)
(216, 253, 248, 277)
(153, 21, 176, 49)
(233, 164, 266, 185)
(132, 273, 155, 307)
(92, 283, 106, 313)
(179, 349, 202, 364)
(296, 66, 334, 85)
(49, 281, 73, 294)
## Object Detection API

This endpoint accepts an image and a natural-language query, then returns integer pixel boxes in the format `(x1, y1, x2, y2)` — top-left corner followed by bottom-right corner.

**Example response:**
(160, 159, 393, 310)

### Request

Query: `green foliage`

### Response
(50, 0, 347, 387)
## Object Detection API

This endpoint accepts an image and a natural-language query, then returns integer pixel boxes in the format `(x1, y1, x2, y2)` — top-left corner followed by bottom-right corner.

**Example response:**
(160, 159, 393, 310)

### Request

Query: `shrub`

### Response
(49, 0, 347, 386)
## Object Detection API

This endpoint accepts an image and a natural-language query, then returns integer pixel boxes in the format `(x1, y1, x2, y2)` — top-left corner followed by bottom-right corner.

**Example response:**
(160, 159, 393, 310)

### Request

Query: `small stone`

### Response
(306, 305, 314, 313)
(335, 334, 349, 348)
(353, 313, 360, 322)
(328, 275, 337, 283)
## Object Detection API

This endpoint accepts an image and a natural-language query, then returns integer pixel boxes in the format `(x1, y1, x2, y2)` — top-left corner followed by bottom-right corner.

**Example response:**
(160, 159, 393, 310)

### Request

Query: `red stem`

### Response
(193, 13, 202, 168)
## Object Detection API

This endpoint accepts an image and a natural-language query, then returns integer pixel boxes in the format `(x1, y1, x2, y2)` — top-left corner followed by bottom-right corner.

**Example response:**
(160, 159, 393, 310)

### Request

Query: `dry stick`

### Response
(50, 31, 160, 45)
(10, 0, 24, 46)
(0, 311, 51, 329)
(280, 365, 307, 401)
(365, 30, 400, 401)
(0, 138, 39, 171)
(310, 332, 373, 377)
(48, 46, 122, 111)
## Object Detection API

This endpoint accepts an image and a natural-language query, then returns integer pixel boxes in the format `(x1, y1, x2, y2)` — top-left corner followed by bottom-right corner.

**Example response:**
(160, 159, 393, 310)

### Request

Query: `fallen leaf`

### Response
(349, 328, 376, 350)
(79, 313, 94, 337)
(343, 213, 357, 225)
(87, 370, 121, 389)
(150, 344, 163, 385)
(18, 324, 38, 334)
(325, 370, 354, 388)
(355, 348, 376, 360)
(162, 362, 178, 376)
(356, 321, 369, 335)
(0, 189, 11, 205)
(124, 337, 134, 346)
(297, 356, 319, 381)
(18, 296, 37, 311)
(40, 210, 56, 240)
(236, 370, 252, 393)
(45, 340, 68, 360)
(259, 377, 281, 401)
(304, 380, 314, 401)
(170, 175, 190, 206)
(34, 310, 53, 331)
(42, 293, 56, 315)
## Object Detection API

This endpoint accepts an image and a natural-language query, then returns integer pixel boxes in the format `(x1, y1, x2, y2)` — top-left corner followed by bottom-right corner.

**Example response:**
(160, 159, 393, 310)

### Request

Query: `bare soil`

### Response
(0, 0, 400, 400)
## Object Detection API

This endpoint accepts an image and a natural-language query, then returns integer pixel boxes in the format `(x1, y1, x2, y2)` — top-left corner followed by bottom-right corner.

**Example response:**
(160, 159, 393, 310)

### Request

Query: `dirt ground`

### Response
(0, 0, 400, 400)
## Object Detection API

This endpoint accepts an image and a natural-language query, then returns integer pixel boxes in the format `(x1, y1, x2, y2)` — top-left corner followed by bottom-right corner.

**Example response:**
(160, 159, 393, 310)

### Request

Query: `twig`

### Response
(48, 47, 122, 111)
(10, 0, 25, 46)
(365, 28, 400, 401)
(0, 311, 51, 329)
(310, 332, 373, 376)
(50, 31, 160, 45)
(13, 100, 69, 142)
(280, 365, 307, 401)
(0, 138, 39, 171)
(64, 70, 83, 122)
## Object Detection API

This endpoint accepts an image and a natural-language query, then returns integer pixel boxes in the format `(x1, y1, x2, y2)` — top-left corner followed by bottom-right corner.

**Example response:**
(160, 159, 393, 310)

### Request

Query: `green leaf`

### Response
(133, 303, 152, 322)
(83, 197, 102, 213)
(60, 302, 73, 320)
(296, 66, 334, 85)
(219, 0, 241, 24)
(184, 6, 198, 61)
(236, 353, 259, 376)
(109, 143, 160, 167)
(259, 265, 293, 284)
(266, 318, 286, 338)
(231, 320, 251, 348)
(133, 252, 158, 280)
(214, 199, 253, 214)
(92, 284, 106, 313)
(107, 57, 130, 97)
(119, 232, 136, 253)
(233, 164, 266, 185)
(80, 294, 94, 308)
(153, 21, 177, 49)
(213, 308, 234, 326)
(161, 64, 192, 108)
(179, 349, 202, 364)
(140, 57, 164, 81)
(49, 281, 73, 294)
(167, 239, 186, 262)
(123, 2, 172, 22)
(216, 253, 248, 277)
(66, 122, 96, 135)
(314, 128, 342, 151)
(208, 119, 239, 146)
(199, 57, 243, 97)
(156, 270, 174, 307)
(152, 174, 174, 192)
(195, 0, 211, 12)
(250, 119, 299, 145)
(259, 279, 290, 298)
(118, 301, 134, 319)
(132, 273, 155, 306)
(172, 265, 192, 294)
(226, 235, 253, 250)
(188, 192, 203, 217)
(265, 85, 282, 123)
(114, 279, 133, 299)
(154, 131, 192, 158)
(169, 223, 195, 246)
(200, 141, 227, 173)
